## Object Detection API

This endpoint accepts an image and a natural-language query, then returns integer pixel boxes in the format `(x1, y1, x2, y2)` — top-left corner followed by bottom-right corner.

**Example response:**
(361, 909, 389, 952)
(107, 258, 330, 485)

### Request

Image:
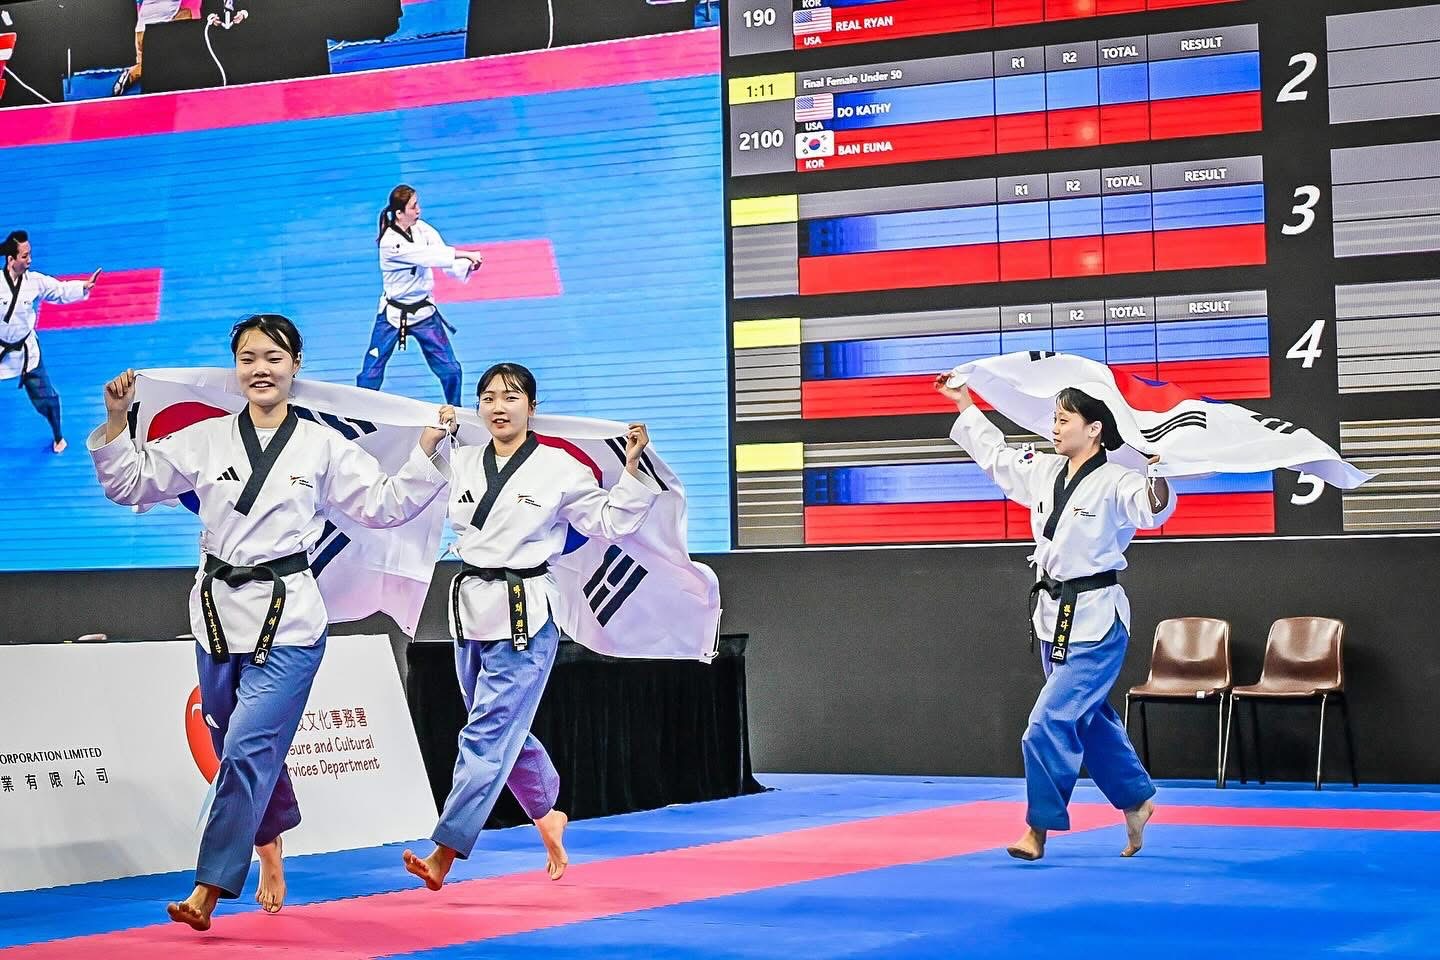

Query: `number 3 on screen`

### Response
(1283, 186, 1321, 236)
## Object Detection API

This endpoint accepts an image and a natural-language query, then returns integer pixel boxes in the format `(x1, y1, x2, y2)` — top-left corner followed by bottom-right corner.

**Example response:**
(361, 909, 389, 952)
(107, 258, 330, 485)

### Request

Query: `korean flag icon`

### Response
(795, 130, 835, 159)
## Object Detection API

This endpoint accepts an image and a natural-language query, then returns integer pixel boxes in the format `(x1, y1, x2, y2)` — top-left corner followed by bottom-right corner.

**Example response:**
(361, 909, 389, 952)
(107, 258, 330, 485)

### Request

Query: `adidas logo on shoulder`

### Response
(216, 466, 241, 482)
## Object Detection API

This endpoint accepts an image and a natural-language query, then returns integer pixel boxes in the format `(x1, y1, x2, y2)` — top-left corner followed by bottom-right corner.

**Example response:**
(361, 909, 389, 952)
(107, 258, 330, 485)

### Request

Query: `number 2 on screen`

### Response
(1278, 53, 1317, 102)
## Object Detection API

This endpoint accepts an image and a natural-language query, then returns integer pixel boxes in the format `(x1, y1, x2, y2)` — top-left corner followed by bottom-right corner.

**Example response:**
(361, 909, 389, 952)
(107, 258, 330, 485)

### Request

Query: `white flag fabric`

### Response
(451, 410, 722, 662)
(131, 368, 452, 635)
(130, 369, 721, 660)
(947, 352, 1372, 489)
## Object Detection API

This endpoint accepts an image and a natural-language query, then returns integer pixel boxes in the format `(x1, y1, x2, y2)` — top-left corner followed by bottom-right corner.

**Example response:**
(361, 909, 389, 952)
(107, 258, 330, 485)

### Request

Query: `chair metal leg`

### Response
(1250, 698, 1266, 784)
(1221, 693, 1234, 787)
(1338, 694, 1359, 788)
(1215, 695, 1225, 789)
(1124, 693, 1131, 731)
(1139, 701, 1152, 771)
(1315, 693, 1329, 791)
(1233, 694, 1248, 783)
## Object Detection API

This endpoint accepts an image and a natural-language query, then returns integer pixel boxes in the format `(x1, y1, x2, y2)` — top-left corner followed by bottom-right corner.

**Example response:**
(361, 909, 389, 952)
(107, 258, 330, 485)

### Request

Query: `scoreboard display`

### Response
(722, 0, 1440, 548)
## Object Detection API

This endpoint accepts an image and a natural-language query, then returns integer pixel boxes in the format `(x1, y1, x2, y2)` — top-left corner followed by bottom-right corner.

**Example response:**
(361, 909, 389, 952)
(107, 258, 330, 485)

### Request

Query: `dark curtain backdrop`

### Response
(406, 634, 765, 826)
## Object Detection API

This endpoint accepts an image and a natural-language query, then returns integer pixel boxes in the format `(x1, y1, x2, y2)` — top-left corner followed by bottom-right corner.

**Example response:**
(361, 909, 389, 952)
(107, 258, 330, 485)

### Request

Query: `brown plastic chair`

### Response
(1222, 617, 1358, 790)
(1124, 617, 1233, 788)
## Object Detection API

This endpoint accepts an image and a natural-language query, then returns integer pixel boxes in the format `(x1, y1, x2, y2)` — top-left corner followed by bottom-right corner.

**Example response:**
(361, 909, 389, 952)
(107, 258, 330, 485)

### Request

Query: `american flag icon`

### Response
(792, 8, 832, 35)
(0, 33, 15, 99)
(794, 93, 834, 123)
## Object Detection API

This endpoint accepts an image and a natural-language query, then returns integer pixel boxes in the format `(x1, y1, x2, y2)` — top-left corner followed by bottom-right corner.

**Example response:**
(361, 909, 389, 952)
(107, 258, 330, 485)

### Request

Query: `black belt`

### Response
(1028, 569, 1119, 664)
(452, 563, 549, 651)
(0, 337, 29, 389)
(200, 551, 310, 666)
(385, 298, 456, 350)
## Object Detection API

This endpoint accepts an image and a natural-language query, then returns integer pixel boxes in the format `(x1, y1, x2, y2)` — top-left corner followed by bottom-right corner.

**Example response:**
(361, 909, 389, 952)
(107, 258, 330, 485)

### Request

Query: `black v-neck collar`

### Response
(234, 406, 300, 516)
(1042, 449, 1107, 542)
(2, 269, 21, 326)
(469, 433, 540, 530)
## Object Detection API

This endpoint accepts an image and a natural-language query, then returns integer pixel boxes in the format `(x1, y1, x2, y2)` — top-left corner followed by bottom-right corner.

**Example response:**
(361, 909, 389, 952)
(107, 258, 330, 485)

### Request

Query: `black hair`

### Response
(1056, 387, 1123, 451)
(2, 230, 29, 261)
(377, 184, 416, 244)
(476, 362, 537, 406)
(229, 314, 303, 360)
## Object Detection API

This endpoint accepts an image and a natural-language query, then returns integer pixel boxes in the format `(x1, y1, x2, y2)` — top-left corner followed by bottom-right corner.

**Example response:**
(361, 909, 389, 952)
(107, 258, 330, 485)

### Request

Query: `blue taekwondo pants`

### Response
(1023, 618, 1155, 831)
(432, 618, 562, 859)
(356, 311, 463, 405)
(194, 634, 325, 897)
(18, 360, 63, 443)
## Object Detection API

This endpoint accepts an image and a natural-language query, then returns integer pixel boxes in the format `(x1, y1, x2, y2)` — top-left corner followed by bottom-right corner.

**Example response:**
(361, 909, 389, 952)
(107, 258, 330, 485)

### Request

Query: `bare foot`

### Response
(1122, 798, 1155, 857)
(1006, 826, 1047, 861)
(166, 883, 220, 931)
(534, 809, 569, 880)
(52, 438, 67, 454)
(403, 845, 456, 891)
(255, 836, 285, 913)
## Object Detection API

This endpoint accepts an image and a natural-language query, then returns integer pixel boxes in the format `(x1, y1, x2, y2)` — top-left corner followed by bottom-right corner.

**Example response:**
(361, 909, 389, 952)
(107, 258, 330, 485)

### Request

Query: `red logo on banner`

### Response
(185, 686, 220, 784)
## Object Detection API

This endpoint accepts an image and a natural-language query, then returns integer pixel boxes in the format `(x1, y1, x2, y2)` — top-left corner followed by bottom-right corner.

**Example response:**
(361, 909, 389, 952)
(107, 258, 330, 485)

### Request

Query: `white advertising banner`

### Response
(0, 635, 435, 893)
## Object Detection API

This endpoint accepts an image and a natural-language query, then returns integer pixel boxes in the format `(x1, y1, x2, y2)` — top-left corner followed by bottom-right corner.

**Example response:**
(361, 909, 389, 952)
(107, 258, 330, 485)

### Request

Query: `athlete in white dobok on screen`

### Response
(357, 184, 483, 406)
(403, 362, 659, 891)
(936, 373, 1174, 862)
(1, 229, 102, 454)
(88, 314, 455, 931)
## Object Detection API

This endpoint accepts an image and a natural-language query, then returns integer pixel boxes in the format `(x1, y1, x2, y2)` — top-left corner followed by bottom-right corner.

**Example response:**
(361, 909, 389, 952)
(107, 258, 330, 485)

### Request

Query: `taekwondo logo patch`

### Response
(289, 475, 314, 488)
(216, 466, 240, 482)
(1072, 507, 1097, 518)
(516, 494, 541, 508)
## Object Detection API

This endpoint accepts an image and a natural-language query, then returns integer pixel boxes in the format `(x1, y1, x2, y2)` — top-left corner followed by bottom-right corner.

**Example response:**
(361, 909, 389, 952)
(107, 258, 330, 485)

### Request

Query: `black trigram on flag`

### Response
(292, 406, 378, 441)
(1140, 410, 1207, 443)
(584, 544, 648, 626)
(602, 437, 669, 491)
(1251, 414, 1299, 435)
(308, 520, 351, 577)
(458, 490, 475, 504)
(216, 466, 241, 482)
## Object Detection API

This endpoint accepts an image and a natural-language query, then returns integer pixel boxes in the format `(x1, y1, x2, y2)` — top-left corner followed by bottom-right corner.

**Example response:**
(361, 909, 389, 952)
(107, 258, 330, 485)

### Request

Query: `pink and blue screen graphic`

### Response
(328, 0, 720, 74)
(0, 30, 729, 571)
